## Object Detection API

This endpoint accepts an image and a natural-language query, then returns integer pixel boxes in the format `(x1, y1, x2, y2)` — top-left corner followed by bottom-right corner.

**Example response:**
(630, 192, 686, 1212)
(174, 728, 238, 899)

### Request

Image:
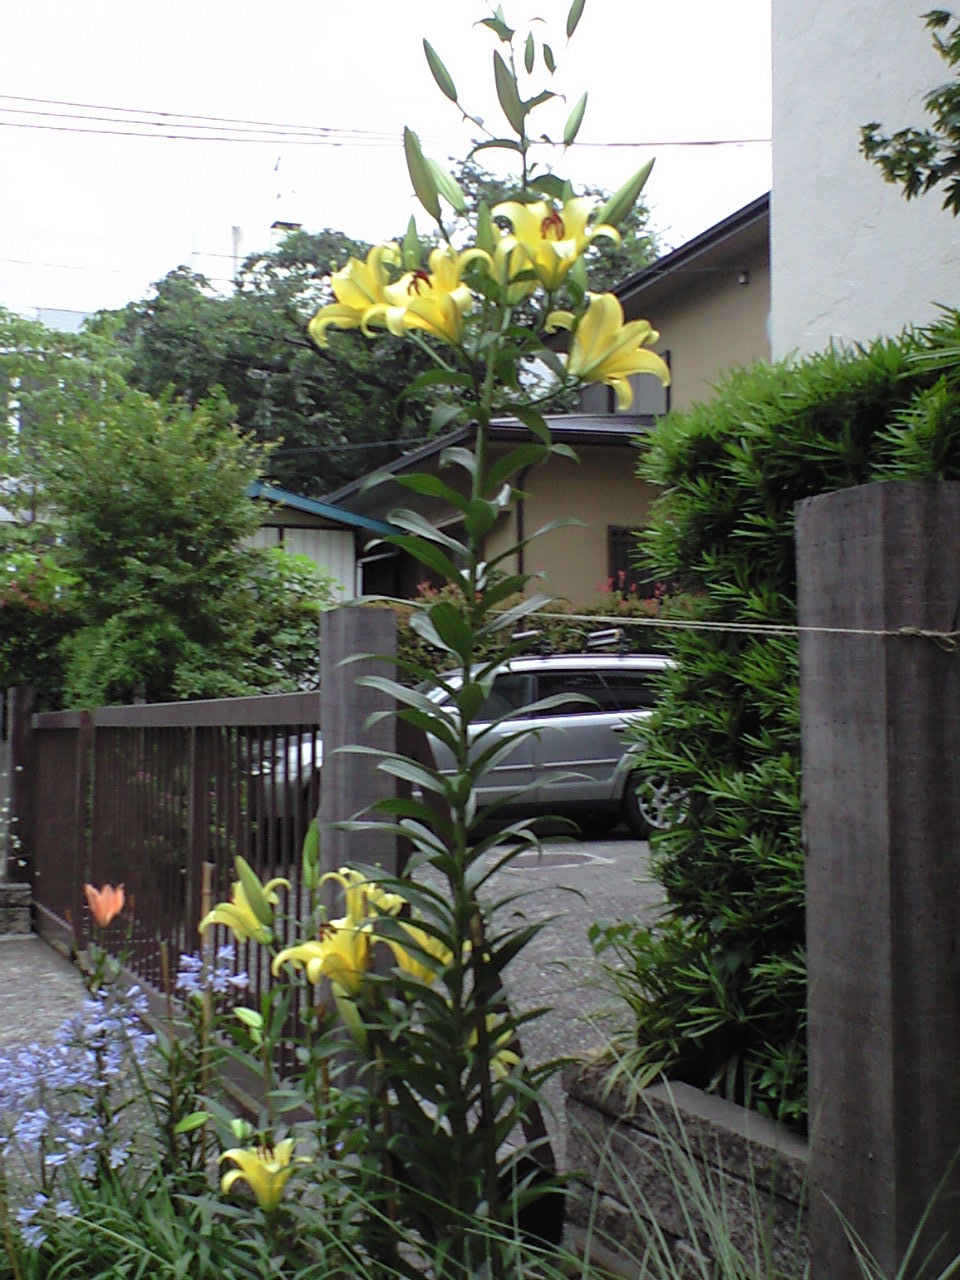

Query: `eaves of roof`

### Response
(615, 192, 770, 305)
(247, 481, 397, 535)
(322, 413, 655, 508)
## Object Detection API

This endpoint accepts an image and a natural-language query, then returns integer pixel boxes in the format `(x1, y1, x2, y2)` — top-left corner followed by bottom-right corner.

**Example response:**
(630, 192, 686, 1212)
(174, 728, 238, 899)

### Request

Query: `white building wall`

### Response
(771, 2, 960, 359)
(247, 527, 356, 600)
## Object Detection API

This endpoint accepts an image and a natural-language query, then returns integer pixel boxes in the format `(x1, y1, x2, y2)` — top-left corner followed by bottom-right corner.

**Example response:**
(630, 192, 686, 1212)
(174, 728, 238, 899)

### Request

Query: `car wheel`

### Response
(623, 773, 686, 838)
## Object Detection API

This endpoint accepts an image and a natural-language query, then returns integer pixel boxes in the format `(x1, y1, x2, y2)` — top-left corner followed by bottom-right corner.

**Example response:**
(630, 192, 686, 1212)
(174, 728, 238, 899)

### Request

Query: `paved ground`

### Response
(0, 833, 663, 1168)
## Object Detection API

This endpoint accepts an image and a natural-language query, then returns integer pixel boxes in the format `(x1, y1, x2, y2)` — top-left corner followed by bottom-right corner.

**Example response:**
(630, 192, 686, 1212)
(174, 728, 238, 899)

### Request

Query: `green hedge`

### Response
(593, 310, 960, 1129)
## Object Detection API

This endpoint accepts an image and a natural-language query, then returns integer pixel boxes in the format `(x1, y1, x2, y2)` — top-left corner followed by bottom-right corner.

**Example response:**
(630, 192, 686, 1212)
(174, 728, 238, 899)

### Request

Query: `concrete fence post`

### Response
(318, 606, 401, 885)
(796, 481, 960, 1278)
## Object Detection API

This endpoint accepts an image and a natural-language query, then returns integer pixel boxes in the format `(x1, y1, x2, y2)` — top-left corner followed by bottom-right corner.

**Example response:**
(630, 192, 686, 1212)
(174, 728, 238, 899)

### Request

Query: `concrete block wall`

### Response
(565, 1062, 807, 1275)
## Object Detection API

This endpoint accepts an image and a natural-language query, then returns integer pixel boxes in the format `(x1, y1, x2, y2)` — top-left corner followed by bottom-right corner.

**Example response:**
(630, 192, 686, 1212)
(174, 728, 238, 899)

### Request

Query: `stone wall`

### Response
(565, 1062, 808, 1276)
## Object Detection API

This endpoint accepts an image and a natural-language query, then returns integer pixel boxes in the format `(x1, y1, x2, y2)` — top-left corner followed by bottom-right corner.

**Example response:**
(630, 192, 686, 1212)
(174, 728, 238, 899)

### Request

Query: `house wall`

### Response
(771, 2, 960, 358)
(486, 444, 660, 607)
(641, 242, 770, 412)
(248, 526, 356, 600)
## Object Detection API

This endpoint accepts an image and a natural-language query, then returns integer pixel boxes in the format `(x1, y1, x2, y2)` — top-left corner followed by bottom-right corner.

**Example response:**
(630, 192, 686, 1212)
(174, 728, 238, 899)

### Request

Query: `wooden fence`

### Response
(12, 690, 320, 1007)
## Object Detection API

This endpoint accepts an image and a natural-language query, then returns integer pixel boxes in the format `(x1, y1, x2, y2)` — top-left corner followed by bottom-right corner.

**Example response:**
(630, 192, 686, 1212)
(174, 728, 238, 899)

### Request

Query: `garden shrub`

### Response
(594, 310, 960, 1129)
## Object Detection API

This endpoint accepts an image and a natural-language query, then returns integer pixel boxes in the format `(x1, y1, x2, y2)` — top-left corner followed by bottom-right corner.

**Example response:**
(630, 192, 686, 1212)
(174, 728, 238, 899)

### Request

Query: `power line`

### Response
(0, 92, 768, 149)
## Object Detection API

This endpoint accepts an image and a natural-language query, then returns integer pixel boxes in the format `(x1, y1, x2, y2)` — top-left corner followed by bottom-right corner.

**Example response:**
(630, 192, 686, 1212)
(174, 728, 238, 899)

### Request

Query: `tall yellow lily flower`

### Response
(378, 245, 490, 346)
(307, 243, 400, 347)
(322, 867, 405, 925)
(547, 292, 670, 409)
(220, 1139, 305, 1211)
(492, 197, 618, 292)
(199, 875, 289, 943)
(272, 920, 371, 995)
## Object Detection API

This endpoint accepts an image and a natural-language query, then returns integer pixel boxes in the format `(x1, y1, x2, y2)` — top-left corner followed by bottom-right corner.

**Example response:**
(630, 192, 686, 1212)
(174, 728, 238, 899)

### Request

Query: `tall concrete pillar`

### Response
(796, 481, 960, 1278)
(318, 606, 400, 883)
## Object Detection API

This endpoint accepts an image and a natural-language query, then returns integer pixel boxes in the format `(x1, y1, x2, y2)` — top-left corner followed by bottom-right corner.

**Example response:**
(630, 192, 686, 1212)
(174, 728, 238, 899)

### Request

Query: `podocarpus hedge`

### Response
(595, 309, 960, 1129)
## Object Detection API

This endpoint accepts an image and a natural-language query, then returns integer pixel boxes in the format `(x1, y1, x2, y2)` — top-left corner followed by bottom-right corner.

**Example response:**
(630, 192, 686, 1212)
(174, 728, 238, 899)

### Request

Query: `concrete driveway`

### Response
(484, 832, 664, 1166)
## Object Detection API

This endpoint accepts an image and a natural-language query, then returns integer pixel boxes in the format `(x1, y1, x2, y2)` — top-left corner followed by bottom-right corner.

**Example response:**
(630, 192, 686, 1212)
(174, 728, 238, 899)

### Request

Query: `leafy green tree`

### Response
(0, 309, 334, 706)
(93, 235, 437, 497)
(861, 8, 960, 214)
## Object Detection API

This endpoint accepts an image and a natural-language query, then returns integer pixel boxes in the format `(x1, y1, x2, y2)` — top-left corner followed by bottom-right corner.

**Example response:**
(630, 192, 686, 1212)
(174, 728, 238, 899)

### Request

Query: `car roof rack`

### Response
(586, 627, 627, 651)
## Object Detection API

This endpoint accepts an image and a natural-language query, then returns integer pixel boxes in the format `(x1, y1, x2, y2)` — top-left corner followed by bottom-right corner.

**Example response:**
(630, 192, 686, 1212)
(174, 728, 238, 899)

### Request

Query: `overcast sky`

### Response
(1, 2, 771, 318)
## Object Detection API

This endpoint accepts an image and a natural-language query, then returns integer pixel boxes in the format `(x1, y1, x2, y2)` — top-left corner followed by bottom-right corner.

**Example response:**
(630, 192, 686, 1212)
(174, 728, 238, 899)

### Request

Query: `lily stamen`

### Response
(408, 269, 432, 295)
(540, 210, 565, 240)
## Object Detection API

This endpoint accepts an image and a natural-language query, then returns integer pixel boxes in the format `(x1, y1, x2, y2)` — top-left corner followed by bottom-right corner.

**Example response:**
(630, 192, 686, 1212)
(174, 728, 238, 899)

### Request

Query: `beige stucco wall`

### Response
(486, 443, 660, 607)
(641, 242, 770, 413)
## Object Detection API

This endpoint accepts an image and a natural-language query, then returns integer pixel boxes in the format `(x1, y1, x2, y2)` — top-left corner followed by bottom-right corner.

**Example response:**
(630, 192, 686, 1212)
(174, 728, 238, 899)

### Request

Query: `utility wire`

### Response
(0, 93, 769, 148)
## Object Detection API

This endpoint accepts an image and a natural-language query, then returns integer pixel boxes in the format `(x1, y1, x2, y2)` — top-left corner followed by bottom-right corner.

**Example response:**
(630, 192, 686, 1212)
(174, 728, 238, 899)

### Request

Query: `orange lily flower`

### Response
(84, 882, 125, 928)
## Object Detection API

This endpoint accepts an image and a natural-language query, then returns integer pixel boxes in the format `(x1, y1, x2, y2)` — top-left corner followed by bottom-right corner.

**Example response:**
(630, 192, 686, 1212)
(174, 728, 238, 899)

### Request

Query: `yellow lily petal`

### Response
(307, 243, 400, 347)
(272, 924, 371, 995)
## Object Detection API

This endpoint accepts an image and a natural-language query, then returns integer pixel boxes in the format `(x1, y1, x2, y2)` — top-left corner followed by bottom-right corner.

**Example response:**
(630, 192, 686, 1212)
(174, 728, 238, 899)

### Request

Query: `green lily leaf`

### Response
(478, 9, 513, 40)
(423, 39, 458, 103)
(394, 472, 468, 507)
(464, 497, 500, 542)
(429, 601, 474, 659)
(524, 32, 535, 73)
(475, 200, 496, 253)
(484, 442, 551, 494)
(403, 368, 474, 394)
(470, 136, 524, 157)
(431, 401, 467, 434)
(388, 535, 461, 583)
(543, 42, 556, 73)
(493, 51, 526, 135)
(566, 0, 587, 38)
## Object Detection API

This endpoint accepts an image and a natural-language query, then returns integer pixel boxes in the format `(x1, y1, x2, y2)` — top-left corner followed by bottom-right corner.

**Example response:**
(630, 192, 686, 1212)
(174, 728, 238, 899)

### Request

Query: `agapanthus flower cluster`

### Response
(12, 1193, 76, 1249)
(0, 984, 155, 1204)
(175, 943, 249, 1000)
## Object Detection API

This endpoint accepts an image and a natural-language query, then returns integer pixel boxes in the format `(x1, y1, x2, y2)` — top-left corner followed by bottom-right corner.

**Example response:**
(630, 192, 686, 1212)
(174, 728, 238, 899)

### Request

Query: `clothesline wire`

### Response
(526, 610, 960, 650)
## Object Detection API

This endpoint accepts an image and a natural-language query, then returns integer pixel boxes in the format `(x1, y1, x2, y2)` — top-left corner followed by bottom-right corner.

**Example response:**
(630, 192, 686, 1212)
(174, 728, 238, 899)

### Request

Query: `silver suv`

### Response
(427, 651, 673, 837)
(255, 651, 677, 839)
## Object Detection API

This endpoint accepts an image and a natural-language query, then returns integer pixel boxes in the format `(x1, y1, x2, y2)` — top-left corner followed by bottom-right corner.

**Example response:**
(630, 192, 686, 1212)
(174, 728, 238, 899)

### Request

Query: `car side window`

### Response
(476, 672, 532, 721)
(534, 670, 612, 715)
(533, 668, 661, 714)
(601, 671, 661, 710)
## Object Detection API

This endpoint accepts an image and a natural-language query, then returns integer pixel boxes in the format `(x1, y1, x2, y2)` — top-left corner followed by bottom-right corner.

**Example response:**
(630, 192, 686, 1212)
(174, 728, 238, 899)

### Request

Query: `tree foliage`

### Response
(91, 243, 437, 498)
(0, 309, 335, 707)
(861, 8, 960, 215)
